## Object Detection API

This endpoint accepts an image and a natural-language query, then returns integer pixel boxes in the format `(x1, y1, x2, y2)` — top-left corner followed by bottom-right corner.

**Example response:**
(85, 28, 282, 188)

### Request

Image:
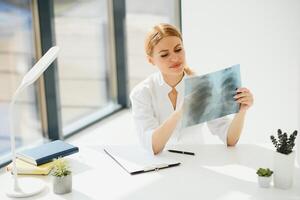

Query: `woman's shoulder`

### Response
(130, 72, 159, 100)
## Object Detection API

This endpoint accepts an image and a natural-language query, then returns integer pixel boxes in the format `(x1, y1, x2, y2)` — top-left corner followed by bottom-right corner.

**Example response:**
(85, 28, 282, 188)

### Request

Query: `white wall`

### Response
(182, 0, 300, 144)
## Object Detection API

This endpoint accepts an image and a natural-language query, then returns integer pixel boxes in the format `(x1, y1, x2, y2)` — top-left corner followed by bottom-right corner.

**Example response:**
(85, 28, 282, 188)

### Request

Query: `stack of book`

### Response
(6, 140, 79, 175)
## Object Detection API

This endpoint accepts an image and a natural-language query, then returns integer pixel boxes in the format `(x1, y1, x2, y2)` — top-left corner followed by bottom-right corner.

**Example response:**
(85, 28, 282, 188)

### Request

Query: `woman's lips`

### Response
(170, 63, 182, 68)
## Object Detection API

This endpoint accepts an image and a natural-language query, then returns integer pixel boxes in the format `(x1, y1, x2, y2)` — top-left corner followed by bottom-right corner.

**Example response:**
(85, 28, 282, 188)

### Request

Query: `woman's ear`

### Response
(147, 55, 154, 65)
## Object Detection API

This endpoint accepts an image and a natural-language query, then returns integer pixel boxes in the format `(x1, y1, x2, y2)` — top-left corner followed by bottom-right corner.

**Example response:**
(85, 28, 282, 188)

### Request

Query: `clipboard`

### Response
(104, 146, 181, 175)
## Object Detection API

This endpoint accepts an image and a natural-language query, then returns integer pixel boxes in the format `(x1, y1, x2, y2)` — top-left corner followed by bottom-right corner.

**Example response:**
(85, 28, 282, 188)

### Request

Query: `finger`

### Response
(237, 97, 253, 105)
(234, 90, 253, 99)
(237, 87, 249, 92)
(236, 95, 250, 102)
(237, 101, 251, 107)
(234, 92, 249, 99)
(237, 87, 250, 93)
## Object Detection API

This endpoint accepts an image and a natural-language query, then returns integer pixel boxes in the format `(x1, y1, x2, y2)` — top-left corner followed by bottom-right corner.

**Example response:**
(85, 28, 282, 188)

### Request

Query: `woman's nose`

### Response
(169, 53, 179, 62)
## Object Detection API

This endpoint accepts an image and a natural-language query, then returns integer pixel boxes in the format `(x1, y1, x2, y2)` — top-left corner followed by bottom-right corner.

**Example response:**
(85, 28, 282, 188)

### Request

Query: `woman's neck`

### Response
(163, 72, 184, 88)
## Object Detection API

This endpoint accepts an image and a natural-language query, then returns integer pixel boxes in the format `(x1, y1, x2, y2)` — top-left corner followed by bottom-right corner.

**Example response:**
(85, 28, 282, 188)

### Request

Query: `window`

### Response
(53, 0, 120, 135)
(0, 0, 43, 164)
(0, 0, 129, 167)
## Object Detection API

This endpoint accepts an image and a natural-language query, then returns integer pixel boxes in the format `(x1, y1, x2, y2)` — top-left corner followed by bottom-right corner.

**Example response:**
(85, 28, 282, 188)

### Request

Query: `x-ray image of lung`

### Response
(182, 64, 241, 128)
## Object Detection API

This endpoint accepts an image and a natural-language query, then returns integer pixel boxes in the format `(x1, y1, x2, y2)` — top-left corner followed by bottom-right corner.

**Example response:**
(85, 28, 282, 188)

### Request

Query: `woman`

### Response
(130, 23, 254, 155)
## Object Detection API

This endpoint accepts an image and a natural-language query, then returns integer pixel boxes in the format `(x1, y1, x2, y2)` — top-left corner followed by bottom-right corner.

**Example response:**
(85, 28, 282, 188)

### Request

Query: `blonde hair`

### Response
(144, 23, 194, 76)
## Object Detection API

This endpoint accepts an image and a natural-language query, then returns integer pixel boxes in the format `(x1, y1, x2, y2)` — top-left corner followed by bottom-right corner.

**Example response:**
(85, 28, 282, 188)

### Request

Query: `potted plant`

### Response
(256, 168, 273, 188)
(270, 129, 298, 189)
(51, 158, 72, 194)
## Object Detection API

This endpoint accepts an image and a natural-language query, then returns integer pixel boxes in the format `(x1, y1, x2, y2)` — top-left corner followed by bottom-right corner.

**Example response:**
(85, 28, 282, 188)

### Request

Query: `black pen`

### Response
(168, 149, 195, 156)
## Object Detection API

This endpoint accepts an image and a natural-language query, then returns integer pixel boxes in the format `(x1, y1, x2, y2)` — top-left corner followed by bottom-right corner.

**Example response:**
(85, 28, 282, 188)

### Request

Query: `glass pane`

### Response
(0, 1, 43, 162)
(126, 0, 180, 91)
(53, 0, 117, 134)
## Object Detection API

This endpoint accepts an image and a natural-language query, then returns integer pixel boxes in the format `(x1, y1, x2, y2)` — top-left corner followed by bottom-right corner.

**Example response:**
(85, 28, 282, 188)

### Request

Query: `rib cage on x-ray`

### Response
(182, 64, 241, 128)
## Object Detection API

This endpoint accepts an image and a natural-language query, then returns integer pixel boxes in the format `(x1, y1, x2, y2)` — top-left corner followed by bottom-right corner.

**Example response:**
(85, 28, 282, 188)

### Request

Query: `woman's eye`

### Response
(175, 48, 182, 52)
(160, 54, 168, 58)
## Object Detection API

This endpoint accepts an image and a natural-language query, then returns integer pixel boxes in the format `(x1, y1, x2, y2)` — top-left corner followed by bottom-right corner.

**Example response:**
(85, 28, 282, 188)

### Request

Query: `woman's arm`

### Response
(227, 87, 254, 146)
(152, 109, 182, 154)
(227, 110, 246, 146)
(130, 86, 183, 155)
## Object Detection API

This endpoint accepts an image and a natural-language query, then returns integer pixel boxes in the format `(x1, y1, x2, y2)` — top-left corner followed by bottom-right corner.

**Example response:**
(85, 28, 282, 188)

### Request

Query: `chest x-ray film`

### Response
(182, 64, 241, 128)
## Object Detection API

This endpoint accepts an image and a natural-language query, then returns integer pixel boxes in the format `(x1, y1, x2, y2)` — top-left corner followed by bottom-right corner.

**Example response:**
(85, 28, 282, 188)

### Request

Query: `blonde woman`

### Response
(130, 23, 254, 155)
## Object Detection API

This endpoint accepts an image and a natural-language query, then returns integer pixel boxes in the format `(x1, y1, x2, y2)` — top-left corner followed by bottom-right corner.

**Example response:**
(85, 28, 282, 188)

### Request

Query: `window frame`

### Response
(37, 0, 129, 139)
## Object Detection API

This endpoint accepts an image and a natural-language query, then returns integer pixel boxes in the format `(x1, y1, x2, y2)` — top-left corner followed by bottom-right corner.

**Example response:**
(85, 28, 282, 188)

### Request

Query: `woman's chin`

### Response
(169, 66, 184, 74)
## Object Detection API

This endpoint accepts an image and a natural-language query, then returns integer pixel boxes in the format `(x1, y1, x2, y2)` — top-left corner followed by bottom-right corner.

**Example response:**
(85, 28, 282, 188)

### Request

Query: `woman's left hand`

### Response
(234, 88, 254, 112)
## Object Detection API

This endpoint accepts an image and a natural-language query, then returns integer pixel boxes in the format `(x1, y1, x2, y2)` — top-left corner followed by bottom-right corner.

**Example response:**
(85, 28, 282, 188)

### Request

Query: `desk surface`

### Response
(0, 144, 299, 200)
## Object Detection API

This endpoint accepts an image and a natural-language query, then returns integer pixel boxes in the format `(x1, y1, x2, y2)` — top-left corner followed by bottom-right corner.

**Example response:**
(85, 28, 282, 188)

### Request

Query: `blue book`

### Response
(16, 140, 79, 166)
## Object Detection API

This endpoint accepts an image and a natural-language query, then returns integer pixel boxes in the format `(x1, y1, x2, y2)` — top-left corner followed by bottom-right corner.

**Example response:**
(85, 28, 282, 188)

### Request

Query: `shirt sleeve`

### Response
(206, 116, 232, 145)
(130, 86, 159, 155)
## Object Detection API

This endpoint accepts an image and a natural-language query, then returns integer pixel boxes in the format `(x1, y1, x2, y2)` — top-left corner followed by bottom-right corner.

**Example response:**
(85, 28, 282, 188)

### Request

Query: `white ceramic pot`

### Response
(53, 174, 72, 194)
(258, 176, 272, 188)
(273, 151, 295, 189)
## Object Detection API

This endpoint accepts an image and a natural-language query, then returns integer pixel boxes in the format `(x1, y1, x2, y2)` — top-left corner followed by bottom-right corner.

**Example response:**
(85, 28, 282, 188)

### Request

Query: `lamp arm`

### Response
(6, 46, 59, 198)
(9, 85, 26, 191)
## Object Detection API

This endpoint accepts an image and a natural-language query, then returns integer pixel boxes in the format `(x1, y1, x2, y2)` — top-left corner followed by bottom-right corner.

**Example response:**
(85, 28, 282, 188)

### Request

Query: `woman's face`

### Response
(149, 36, 186, 76)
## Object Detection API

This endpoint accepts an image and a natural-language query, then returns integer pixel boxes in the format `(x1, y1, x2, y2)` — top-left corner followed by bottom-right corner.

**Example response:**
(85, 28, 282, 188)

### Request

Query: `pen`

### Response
(131, 163, 181, 175)
(168, 149, 195, 156)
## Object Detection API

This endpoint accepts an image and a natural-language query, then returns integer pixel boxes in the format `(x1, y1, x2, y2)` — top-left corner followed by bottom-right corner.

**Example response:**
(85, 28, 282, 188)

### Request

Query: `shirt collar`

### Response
(157, 71, 187, 93)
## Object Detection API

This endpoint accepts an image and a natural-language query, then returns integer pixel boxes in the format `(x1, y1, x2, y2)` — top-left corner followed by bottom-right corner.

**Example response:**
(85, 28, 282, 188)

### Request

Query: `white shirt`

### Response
(130, 72, 232, 154)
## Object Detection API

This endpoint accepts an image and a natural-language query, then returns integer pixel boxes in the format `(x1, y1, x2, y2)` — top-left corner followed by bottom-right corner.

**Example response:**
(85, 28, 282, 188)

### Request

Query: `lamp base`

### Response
(6, 177, 46, 198)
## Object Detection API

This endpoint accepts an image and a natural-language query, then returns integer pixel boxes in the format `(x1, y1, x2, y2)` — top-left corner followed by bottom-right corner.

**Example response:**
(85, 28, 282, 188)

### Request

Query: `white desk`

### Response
(0, 144, 299, 200)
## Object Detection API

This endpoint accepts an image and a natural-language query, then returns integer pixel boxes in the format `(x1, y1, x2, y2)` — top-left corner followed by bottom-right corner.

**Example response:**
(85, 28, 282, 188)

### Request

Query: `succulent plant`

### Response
(270, 129, 298, 155)
(256, 168, 273, 177)
(51, 158, 71, 177)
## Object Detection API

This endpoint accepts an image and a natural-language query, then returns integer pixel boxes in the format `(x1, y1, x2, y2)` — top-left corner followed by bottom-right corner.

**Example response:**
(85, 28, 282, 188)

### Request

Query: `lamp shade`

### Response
(20, 46, 59, 89)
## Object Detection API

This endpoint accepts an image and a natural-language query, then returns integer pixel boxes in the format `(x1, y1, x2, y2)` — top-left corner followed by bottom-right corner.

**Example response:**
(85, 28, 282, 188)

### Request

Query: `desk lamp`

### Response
(6, 46, 60, 198)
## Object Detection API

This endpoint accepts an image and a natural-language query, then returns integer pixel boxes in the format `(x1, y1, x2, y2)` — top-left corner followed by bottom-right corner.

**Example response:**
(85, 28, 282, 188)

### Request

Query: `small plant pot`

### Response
(53, 174, 72, 194)
(258, 176, 272, 188)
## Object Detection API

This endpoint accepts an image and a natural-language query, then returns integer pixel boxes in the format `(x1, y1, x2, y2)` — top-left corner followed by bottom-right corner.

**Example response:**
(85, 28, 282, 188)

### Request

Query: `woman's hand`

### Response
(234, 88, 254, 113)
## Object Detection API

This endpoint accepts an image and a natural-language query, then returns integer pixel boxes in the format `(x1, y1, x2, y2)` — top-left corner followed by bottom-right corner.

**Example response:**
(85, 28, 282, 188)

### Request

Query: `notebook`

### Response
(16, 140, 79, 166)
(104, 145, 181, 175)
(6, 158, 54, 175)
